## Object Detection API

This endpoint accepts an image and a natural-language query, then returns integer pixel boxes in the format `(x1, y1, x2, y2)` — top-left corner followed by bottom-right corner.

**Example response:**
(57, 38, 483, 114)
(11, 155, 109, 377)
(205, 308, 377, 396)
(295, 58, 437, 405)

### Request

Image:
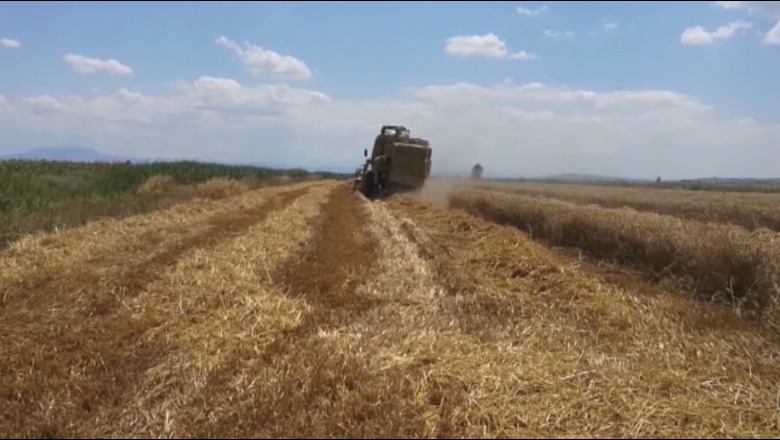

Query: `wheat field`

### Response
(1, 176, 778, 438)
(473, 180, 780, 232)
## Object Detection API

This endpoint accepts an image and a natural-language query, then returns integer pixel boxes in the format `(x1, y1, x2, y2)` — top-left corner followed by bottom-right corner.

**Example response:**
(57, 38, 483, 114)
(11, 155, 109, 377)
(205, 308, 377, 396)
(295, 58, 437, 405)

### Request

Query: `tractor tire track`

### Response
(262, 184, 382, 360)
(203, 185, 476, 439)
(0, 185, 312, 439)
(193, 185, 413, 438)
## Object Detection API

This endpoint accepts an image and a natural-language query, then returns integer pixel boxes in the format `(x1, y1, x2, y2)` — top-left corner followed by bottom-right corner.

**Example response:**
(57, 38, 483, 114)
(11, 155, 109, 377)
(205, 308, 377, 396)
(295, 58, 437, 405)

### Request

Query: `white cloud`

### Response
(63, 53, 134, 76)
(543, 29, 575, 38)
(1, 38, 21, 48)
(413, 82, 710, 112)
(516, 5, 548, 17)
(716, 1, 746, 9)
(11, 78, 328, 130)
(445, 33, 537, 60)
(0, 94, 11, 111)
(680, 21, 752, 45)
(71, 88, 183, 124)
(215, 36, 312, 80)
(22, 95, 68, 113)
(715, 1, 780, 19)
(764, 20, 780, 43)
(508, 51, 536, 60)
(715, 1, 780, 44)
(180, 76, 330, 112)
(603, 20, 620, 30)
(3, 78, 779, 180)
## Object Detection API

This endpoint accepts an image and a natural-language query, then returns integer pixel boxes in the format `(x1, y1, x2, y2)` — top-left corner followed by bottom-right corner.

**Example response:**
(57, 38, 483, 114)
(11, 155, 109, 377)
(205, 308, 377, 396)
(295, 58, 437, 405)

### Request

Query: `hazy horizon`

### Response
(1, 1, 779, 180)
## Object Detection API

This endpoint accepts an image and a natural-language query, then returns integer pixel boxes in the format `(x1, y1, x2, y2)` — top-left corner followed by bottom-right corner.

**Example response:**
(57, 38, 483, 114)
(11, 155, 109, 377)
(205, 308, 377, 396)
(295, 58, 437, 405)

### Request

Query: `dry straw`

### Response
(194, 177, 251, 200)
(385, 194, 780, 438)
(111, 182, 335, 438)
(450, 188, 780, 320)
(136, 174, 178, 194)
(0, 181, 327, 438)
(3, 180, 779, 438)
(475, 180, 780, 232)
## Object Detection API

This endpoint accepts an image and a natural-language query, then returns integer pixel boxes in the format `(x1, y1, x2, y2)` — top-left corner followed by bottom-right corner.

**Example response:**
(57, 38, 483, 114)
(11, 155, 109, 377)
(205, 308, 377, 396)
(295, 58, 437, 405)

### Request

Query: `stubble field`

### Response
(1, 173, 779, 438)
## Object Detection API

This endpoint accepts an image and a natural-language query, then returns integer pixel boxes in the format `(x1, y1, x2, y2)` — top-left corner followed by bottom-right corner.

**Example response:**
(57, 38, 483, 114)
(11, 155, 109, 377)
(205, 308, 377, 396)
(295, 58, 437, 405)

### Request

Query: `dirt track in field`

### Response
(1, 180, 778, 438)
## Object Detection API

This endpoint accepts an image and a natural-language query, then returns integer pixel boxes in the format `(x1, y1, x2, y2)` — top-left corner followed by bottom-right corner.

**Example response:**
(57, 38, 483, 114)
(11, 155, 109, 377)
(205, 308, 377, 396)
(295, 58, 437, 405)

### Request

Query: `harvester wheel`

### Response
(363, 171, 376, 199)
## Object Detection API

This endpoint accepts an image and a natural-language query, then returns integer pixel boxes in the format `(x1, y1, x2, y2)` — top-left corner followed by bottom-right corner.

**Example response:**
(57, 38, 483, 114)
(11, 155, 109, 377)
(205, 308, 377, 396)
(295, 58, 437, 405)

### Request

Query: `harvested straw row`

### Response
(112, 182, 336, 438)
(387, 194, 780, 439)
(225, 186, 416, 438)
(0, 182, 315, 311)
(449, 188, 780, 315)
(473, 181, 780, 232)
(0, 181, 336, 438)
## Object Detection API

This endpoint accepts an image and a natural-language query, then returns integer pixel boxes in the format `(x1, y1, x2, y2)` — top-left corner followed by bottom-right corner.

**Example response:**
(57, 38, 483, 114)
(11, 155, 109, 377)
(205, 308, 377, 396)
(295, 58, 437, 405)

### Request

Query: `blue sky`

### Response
(1, 1, 779, 179)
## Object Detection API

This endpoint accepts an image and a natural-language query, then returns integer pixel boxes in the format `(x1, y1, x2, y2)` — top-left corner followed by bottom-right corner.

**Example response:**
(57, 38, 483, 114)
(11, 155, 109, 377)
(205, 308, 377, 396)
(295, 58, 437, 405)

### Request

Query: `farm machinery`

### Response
(352, 125, 433, 200)
(471, 163, 484, 180)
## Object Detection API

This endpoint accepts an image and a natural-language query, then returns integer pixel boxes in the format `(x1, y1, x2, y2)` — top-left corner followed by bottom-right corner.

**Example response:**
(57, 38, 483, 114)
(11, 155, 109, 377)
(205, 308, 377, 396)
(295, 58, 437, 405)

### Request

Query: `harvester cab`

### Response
(353, 125, 432, 200)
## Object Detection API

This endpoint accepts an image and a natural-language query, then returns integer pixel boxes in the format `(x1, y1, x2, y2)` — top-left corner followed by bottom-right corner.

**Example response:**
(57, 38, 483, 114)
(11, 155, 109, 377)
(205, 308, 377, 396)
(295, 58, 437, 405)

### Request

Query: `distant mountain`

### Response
(1, 146, 135, 163)
(680, 177, 780, 185)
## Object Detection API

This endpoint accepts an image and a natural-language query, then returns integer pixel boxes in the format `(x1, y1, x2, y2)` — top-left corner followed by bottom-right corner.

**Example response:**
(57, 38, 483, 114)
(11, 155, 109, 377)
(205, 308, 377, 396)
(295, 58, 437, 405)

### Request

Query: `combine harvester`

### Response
(352, 124, 433, 200)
